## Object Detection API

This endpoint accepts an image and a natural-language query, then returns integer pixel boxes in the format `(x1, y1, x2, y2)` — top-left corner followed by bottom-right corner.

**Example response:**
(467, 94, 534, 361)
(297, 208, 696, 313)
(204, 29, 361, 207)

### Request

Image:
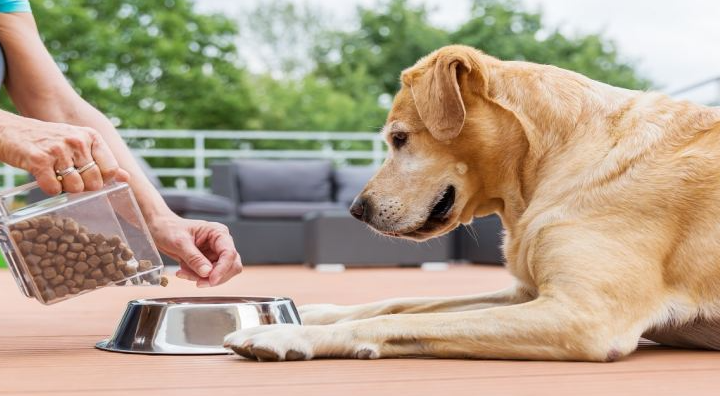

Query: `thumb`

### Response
(176, 240, 213, 278)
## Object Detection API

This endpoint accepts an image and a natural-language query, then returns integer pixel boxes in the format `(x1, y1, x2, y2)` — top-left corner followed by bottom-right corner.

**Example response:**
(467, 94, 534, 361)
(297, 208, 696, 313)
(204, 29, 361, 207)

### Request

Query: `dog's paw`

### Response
(224, 324, 313, 362)
(298, 303, 355, 325)
(224, 322, 382, 361)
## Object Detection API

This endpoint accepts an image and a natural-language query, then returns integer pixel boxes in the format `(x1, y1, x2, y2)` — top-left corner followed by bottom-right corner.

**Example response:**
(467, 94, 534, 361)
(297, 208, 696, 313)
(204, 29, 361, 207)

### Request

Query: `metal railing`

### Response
(670, 76, 720, 106)
(0, 130, 386, 191)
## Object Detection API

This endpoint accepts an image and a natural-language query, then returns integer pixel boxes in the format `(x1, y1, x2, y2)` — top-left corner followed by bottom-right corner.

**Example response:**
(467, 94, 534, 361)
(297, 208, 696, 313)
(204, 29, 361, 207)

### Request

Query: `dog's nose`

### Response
(349, 196, 368, 221)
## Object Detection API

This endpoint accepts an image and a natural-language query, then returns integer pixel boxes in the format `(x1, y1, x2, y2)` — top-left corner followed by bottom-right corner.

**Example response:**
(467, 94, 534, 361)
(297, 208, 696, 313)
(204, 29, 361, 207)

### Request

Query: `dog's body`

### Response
(225, 45, 720, 361)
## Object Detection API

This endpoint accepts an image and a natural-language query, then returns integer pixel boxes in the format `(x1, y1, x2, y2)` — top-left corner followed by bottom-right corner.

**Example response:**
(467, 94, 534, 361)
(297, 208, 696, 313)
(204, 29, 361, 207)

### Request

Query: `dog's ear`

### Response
(407, 52, 472, 141)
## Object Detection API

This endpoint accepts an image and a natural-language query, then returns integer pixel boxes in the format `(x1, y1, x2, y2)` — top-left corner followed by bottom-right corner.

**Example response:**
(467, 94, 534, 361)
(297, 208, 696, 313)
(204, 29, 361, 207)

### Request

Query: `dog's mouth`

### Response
(389, 185, 455, 238)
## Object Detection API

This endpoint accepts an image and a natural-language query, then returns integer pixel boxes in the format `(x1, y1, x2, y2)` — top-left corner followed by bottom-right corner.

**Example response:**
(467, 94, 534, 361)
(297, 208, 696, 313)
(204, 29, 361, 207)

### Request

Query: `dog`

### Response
(225, 45, 720, 362)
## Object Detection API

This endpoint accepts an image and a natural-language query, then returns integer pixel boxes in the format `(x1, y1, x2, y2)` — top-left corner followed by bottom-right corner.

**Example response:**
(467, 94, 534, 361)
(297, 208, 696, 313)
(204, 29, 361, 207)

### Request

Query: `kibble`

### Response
(75, 262, 89, 273)
(90, 269, 103, 280)
(10, 214, 158, 303)
(26, 254, 41, 266)
(87, 255, 101, 267)
(10, 230, 23, 242)
(19, 241, 33, 255)
(82, 279, 97, 290)
(121, 248, 134, 261)
(100, 253, 114, 264)
(160, 276, 169, 287)
(38, 217, 53, 230)
(42, 267, 57, 279)
(22, 229, 37, 240)
(77, 233, 90, 244)
(31, 244, 47, 256)
(63, 219, 79, 235)
(55, 285, 69, 298)
(102, 263, 117, 276)
(108, 236, 122, 247)
(47, 226, 63, 239)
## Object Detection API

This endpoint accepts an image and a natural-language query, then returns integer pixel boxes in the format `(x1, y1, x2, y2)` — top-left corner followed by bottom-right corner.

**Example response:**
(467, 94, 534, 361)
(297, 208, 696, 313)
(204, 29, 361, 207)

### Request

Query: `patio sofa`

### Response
(210, 159, 504, 266)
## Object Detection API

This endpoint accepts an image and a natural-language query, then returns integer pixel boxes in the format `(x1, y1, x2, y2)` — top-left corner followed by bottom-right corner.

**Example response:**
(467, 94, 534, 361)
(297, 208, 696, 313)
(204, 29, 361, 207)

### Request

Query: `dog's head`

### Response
(350, 45, 511, 241)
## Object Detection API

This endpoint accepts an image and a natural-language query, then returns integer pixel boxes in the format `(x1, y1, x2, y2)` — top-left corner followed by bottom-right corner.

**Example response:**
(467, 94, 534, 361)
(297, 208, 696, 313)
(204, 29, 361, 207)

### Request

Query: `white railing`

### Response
(0, 130, 386, 191)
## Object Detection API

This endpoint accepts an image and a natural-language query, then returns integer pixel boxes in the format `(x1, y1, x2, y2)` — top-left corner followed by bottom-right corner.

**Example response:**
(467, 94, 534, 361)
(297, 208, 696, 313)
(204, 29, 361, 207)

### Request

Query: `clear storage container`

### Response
(0, 181, 163, 305)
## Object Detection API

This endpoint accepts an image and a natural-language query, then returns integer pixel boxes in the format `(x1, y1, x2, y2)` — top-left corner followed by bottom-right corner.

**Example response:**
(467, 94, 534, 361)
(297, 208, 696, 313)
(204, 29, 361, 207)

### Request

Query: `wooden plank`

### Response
(1, 265, 720, 395)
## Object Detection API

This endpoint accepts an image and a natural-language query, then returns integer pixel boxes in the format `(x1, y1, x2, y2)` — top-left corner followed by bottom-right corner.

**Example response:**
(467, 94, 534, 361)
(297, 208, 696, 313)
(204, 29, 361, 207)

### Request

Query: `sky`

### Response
(196, 0, 720, 104)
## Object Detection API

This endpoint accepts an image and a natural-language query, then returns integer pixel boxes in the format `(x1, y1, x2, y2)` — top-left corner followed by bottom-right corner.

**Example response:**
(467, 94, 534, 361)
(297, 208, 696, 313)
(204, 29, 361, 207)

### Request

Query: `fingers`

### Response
(28, 125, 123, 194)
(208, 249, 243, 286)
(70, 132, 103, 191)
(87, 129, 120, 182)
(207, 231, 243, 286)
(175, 237, 214, 279)
(33, 166, 62, 195)
(160, 221, 242, 287)
(55, 159, 84, 194)
(176, 266, 201, 282)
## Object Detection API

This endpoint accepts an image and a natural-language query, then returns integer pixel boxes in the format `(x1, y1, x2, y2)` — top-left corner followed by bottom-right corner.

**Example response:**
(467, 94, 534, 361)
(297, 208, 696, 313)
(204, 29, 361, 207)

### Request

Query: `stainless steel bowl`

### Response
(96, 296, 302, 355)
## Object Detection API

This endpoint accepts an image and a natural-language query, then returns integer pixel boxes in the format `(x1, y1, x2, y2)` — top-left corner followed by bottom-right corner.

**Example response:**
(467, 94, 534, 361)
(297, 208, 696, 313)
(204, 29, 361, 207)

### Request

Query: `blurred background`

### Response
(0, 0, 718, 267)
(1, 0, 717, 190)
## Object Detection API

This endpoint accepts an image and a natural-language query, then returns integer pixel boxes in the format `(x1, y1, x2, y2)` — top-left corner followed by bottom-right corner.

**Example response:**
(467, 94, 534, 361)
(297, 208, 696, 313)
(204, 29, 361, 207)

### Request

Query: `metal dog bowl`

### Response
(96, 296, 302, 355)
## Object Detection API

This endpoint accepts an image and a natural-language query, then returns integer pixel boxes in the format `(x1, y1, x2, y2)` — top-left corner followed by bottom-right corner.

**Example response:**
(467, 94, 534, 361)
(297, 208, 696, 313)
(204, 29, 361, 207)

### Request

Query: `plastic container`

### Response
(0, 181, 163, 305)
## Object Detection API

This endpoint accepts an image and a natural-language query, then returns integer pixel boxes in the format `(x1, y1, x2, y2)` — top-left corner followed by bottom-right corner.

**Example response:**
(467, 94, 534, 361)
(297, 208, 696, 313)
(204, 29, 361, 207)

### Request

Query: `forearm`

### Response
(0, 12, 173, 223)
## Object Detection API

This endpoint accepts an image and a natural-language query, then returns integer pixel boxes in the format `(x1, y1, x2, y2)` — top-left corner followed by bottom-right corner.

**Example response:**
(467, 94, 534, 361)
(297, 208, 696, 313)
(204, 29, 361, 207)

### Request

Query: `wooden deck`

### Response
(1, 264, 720, 395)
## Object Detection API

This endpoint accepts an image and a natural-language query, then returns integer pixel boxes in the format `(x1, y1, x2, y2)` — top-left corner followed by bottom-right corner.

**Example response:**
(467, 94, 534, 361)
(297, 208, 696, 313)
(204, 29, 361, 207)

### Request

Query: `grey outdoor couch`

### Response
(210, 159, 456, 264)
(210, 159, 505, 266)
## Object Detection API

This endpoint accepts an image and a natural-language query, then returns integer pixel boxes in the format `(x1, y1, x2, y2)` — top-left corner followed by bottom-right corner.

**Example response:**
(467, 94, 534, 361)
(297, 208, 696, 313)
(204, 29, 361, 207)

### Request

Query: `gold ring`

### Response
(76, 161, 97, 174)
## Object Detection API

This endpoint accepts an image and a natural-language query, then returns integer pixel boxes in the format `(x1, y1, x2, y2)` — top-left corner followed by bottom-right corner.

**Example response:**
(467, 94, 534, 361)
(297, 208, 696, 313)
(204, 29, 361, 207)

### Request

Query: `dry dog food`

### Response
(9, 214, 161, 302)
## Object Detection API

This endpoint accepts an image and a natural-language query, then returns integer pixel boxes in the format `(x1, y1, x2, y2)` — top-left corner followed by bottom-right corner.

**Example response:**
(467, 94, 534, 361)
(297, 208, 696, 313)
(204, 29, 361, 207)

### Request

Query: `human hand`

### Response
(148, 214, 243, 287)
(0, 114, 129, 195)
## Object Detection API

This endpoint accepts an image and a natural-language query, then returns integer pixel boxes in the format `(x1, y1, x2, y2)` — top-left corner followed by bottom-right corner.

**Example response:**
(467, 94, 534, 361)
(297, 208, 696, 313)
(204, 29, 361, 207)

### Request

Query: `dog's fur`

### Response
(225, 45, 720, 362)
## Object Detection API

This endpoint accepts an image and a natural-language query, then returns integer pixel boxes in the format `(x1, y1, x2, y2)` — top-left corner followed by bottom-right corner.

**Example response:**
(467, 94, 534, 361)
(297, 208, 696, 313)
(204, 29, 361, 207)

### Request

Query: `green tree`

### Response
(27, 0, 257, 130)
(314, 0, 449, 101)
(452, 0, 650, 89)
(312, 0, 650, 131)
(0, 0, 261, 186)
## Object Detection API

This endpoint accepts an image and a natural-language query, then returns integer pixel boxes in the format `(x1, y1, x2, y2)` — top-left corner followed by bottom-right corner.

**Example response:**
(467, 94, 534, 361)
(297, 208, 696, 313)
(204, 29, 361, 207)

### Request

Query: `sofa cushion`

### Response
(160, 190, 234, 216)
(239, 201, 345, 219)
(234, 159, 333, 203)
(334, 166, 377, 206)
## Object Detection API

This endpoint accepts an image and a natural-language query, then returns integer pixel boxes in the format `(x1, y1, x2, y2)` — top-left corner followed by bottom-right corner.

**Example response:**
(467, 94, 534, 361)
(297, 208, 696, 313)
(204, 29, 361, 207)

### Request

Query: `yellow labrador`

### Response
(225, 45, 720, 362)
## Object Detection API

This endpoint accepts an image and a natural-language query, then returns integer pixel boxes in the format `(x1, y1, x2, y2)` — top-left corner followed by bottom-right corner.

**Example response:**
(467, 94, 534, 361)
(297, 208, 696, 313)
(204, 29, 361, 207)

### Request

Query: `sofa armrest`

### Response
(210, 162, 238, 202)
(159, 189, 235, 219)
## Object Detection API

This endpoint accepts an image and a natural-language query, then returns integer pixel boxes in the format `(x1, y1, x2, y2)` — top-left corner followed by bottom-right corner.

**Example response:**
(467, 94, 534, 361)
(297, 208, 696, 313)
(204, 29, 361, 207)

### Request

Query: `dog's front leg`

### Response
(225, 295, 640, 362)
(299, 284, 533, 325)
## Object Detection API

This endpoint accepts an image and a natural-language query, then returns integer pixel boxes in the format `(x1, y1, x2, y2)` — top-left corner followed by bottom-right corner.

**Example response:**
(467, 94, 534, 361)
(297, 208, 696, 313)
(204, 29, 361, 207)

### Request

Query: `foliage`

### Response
(0, 0, 651, 188)
(0, 0, 651, 132)
(315, 0, 650, 117)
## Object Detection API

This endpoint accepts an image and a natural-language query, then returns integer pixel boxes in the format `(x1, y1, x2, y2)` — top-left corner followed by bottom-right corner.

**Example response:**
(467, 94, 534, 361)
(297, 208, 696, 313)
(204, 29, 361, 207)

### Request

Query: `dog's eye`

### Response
(391, 132, 408, 149)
